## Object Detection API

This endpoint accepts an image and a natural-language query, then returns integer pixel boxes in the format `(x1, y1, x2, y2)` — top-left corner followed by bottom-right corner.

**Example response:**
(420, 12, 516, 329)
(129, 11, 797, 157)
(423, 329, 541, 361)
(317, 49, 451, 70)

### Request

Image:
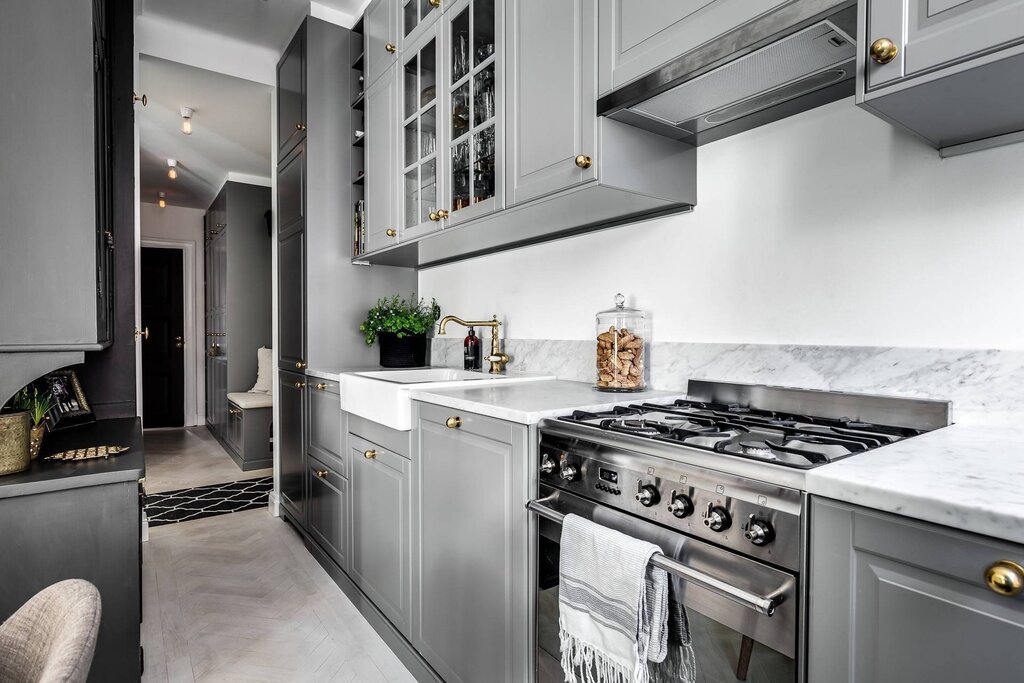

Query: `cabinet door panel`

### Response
(866, 0, 1024, 89)
(308, 381, 343, 475)
(350, 436, 411, 635)
(278, 29, 306, 157)
(277, 229, 305, 370)
(597, 0, 786, 95)
(278, 371, 307, 521)
(400, 29, 443, 240)
(278, 144, 305, 237)
(366, 0, 398, 88)
(365, 67, 400, 252)
(507, 0, 595, 205)
(308, 456, 348, 571)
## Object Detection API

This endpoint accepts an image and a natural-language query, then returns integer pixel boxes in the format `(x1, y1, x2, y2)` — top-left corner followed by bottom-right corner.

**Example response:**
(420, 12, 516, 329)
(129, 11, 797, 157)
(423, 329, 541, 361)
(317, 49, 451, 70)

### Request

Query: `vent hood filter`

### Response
(622, 19, 856, 139)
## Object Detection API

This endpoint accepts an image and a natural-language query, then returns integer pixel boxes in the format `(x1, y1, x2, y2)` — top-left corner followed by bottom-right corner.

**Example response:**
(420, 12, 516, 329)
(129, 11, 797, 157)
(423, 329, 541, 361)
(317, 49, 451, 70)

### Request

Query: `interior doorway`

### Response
(141, 246, 186, 427)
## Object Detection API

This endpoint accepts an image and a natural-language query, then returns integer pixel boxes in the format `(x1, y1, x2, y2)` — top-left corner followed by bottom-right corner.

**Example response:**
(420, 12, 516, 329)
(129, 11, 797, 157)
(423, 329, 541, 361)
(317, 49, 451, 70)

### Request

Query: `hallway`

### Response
(140, 430, 414, 682)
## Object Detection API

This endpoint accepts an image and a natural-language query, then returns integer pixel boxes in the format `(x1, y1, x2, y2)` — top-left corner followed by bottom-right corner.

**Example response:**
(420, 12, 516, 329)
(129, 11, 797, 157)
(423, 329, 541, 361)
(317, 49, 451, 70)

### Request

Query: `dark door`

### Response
(141, 247, 185, 428)
(278, 228, 306, 370)
(277, 27, 305, 157)
(278, 370, 307, 520)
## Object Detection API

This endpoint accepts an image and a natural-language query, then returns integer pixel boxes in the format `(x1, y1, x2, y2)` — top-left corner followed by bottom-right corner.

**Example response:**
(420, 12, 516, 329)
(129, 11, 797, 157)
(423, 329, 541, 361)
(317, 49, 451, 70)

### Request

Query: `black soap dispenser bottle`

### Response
(464, 327, 481, 370)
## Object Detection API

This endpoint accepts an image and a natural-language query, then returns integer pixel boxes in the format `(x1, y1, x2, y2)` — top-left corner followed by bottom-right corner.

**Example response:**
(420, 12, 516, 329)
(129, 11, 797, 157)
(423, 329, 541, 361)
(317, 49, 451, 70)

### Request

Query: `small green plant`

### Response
(360, 294, 441, 345)
(11, 386, 55, 426)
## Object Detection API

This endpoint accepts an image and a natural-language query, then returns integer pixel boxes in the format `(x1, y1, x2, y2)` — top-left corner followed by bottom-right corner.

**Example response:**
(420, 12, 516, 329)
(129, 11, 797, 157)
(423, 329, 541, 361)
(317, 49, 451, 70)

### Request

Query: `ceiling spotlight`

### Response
(167, 159, 178, 180)
(180, 107, 194, 135)
(158, 192, 167, 209)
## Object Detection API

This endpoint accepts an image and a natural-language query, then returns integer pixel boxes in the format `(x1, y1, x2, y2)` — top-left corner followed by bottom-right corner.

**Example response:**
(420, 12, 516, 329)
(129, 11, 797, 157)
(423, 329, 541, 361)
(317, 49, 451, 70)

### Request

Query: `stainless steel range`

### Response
(530, 380, 950, 682)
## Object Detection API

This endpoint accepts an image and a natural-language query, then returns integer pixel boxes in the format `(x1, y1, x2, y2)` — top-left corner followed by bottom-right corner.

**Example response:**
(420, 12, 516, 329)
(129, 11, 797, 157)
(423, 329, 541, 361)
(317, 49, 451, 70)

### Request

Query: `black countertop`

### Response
(0, 417, 145, 499)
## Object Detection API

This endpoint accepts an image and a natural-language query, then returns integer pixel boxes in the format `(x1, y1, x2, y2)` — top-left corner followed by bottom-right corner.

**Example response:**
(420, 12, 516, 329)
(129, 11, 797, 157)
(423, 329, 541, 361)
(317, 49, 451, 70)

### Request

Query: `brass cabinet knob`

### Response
(295, 361, 307, 369)
(869, 37, 899, 65)
(315, 469, 329, 478)
(445, 416, 462, 429)
(134, 327, 149, 341)
(295, 123, 306, 131)
(985, 560, 1024, 597)
(428, 209, 450, 222)
(574, 155, 593, 169)
(429, 0, 440, 6)
(386, 228, 398, 237)
(133, 92, 148, 106)
(294, 381, 306, 389)
(363, 449, 377, 459)
(228, 408, 241, 415)
(315, 382, 328, 391)
(385, 43, 397, 54)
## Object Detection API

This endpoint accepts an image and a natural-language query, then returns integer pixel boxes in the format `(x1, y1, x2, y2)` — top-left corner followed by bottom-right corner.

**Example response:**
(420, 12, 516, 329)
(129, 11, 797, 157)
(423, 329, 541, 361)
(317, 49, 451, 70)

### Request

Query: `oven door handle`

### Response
(526, 498, 781, 617)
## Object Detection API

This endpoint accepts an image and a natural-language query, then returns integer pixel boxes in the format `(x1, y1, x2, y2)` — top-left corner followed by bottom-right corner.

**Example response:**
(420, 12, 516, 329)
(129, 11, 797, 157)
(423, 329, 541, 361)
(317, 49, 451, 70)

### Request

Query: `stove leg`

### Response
(735, 635, 754, 681)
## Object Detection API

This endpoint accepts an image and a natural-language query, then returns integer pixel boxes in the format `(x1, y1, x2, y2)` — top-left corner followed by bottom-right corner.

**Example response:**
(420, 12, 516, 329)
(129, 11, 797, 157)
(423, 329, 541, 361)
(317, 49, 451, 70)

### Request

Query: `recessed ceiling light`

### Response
(180, 107, 194, 135)
(167, 159, 178, 180)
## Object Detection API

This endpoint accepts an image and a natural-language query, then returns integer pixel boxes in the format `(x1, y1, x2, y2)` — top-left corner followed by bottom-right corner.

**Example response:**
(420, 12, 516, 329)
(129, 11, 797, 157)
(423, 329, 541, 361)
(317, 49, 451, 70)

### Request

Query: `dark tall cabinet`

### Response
(275, 17, 415, 527)
(203, 182, 272, 444)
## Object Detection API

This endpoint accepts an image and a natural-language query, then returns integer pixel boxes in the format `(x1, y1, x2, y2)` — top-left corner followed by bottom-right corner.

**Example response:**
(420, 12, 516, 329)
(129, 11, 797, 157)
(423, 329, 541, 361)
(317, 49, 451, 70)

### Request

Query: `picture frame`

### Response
(39, 369, 94, 431)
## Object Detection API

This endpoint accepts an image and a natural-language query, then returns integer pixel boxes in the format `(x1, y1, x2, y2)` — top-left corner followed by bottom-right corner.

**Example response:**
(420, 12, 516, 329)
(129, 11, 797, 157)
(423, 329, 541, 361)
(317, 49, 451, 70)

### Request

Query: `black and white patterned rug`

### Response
(145, 477, 273, 527)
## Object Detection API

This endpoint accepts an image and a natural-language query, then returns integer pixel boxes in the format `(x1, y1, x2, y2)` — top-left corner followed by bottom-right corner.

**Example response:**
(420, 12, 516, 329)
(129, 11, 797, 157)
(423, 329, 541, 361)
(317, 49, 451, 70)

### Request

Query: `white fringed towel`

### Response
(559, 513, 669, 683)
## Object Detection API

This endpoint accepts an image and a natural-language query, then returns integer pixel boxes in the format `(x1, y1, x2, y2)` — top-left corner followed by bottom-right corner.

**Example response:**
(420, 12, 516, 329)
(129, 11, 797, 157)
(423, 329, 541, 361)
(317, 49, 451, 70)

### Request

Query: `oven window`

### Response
(536, 536, 797, 683)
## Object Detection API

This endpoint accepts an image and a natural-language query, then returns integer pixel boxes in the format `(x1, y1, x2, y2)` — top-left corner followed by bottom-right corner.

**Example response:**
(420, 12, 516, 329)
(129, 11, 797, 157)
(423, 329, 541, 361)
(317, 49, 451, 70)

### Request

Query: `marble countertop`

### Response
(409, 379, 686, 425)
(807, 422, 1024, 545)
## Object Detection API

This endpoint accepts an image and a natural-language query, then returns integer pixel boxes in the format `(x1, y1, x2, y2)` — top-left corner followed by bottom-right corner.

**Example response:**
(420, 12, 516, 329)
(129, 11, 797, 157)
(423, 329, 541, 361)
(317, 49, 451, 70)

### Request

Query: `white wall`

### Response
(419, 98, 1024, 351)
(140, 202, 207, 424)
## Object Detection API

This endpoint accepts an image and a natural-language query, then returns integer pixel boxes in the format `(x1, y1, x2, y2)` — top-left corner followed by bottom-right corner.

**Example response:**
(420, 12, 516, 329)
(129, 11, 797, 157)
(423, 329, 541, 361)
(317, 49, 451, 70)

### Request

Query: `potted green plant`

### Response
(0, 393, 32, 475)
(12, 387, 55, 459)
(360, 295, 441, 368)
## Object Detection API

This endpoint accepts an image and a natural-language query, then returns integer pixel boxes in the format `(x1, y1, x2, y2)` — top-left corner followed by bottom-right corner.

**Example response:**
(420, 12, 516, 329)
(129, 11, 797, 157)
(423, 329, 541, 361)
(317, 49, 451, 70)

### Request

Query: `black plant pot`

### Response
(378, 332, 428, 368)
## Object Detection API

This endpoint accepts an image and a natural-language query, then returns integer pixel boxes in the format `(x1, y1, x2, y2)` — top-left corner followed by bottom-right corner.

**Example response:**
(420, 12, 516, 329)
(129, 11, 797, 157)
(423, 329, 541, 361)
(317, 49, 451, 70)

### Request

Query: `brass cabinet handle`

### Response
(295, 361, 307, 369)
(574, 155, 593, 169)
(446, 416, 462, 429)
(294, 381, 306, 389)
(315, 469, 329, 478)
(428, 209, 450, 222)
(135, 327, 149, 341)
(228, 408, 241, 415)
(363, 449, 377, 459)
(869, 37, 899, 65)
(985, 560, 1024, 597)
(315, 382, 328, 391)
(385, 43, 397, 54)
(386, 228, 398, 237)
(295, 123, 306, 131)
(133, 92, 148, 106)
(429, 0, 440, 6)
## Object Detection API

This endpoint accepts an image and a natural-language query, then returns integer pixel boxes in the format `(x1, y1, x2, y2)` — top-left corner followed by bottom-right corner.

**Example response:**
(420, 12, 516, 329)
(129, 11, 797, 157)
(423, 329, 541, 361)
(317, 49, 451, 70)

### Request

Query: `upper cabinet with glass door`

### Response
(400, 31, 440, 240)
(442, 0, 502, 227)
(403, 0, 443, 46)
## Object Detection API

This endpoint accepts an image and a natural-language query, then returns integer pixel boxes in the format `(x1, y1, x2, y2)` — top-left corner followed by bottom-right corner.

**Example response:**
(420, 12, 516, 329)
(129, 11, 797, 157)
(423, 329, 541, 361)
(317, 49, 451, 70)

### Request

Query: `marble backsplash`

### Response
(431, 338, 1024, 425)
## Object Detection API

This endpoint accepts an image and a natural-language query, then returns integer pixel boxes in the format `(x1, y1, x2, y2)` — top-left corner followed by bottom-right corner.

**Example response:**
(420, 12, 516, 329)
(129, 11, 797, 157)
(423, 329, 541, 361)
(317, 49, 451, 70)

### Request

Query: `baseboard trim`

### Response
(278, 510, 443, 683)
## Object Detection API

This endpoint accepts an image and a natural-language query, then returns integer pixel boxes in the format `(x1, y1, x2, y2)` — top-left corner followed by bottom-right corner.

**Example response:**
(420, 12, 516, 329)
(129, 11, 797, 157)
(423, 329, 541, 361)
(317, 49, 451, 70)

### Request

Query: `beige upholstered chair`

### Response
(0, 580, 102, 683)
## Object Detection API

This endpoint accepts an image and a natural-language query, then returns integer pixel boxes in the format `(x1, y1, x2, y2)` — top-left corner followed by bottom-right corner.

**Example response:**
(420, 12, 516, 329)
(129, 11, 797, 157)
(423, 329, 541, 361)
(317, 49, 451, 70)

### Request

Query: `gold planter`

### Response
(29, 423, 46, 460)
(0, 412, 31, 476)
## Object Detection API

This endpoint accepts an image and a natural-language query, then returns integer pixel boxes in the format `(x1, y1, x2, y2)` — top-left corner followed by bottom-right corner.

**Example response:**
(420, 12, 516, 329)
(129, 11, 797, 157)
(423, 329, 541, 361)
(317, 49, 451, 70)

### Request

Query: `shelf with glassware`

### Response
(351, 15, 368, 257)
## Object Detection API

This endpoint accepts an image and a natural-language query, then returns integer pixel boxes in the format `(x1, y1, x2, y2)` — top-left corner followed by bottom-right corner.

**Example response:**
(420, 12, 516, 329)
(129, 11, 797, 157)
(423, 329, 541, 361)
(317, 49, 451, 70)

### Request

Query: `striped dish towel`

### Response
(559, 513, 669, 683)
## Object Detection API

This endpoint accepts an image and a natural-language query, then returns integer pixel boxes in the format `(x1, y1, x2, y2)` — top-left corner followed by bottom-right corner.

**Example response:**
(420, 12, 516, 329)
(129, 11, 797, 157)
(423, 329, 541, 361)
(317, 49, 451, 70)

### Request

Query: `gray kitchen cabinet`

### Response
(365, 0, 399, 88)
(277, 205, 306, 371)
(279, 370, 307, 522)
(809, 497, 1024, 682)
(308, 453, 350, 572)
(365, 65, 402, 253)
(278, 28, 306, 158)
(412, 402, 532, 683)
(401, 0, 443, 48)
(856, 0, 1024, 150)
(307, 378, 345, 476)
(596, 0, 787, 96)
(350, 433, 413, 637)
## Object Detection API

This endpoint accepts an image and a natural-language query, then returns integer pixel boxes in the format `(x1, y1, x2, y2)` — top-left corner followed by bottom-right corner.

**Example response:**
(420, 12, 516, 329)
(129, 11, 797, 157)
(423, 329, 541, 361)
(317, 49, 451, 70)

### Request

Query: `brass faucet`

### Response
(437, 314, 510, 374)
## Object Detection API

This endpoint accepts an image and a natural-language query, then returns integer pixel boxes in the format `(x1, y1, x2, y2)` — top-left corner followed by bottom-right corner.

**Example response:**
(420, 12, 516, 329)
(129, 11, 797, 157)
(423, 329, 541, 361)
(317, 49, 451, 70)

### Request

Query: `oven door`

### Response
(532, 484, 799, 683)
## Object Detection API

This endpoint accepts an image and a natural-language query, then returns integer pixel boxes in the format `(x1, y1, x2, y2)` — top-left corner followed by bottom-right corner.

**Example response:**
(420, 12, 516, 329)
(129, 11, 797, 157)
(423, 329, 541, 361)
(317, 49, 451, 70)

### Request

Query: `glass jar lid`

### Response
(597, 293, 645, 317)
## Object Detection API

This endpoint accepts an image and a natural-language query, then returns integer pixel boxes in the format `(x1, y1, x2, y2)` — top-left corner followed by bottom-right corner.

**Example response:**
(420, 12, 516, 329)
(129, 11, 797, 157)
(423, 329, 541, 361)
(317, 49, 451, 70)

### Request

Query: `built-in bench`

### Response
(224, 392, 273, 471)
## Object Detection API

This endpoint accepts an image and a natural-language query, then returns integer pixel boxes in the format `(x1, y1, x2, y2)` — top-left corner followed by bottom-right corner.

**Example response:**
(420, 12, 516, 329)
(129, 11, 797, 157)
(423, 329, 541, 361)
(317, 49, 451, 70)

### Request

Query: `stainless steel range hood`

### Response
(597, 0, 857, 146)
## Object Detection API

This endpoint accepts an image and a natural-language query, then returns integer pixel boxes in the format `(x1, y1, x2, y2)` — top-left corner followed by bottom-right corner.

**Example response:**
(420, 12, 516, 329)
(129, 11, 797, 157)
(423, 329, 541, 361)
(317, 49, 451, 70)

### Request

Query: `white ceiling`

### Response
(139, 0, 366, 51)
(138, 55, 273, 209)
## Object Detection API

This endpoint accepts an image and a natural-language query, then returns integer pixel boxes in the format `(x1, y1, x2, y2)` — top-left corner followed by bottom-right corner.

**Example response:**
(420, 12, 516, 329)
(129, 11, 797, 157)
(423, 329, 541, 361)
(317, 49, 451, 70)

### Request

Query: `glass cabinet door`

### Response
(403, 0, 442, 46)
(400, 33, 440, 239)
(445, 0, 501, 226)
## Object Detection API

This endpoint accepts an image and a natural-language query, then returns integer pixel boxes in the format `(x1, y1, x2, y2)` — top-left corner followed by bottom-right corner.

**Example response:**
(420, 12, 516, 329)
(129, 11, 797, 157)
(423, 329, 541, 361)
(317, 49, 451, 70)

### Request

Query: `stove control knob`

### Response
(667, 491, 693, 518)
(744, 515, 775, 546)
(635, 481, 660, 507)
(539, 454, 557, 475)
(560, 464, 580, 482)
(704, 503, 731, 532)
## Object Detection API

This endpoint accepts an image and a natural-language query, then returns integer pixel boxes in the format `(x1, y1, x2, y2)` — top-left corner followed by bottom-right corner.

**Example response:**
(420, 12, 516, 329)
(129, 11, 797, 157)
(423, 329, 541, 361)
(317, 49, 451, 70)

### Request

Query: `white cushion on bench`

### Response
(227, 392, 273, 410)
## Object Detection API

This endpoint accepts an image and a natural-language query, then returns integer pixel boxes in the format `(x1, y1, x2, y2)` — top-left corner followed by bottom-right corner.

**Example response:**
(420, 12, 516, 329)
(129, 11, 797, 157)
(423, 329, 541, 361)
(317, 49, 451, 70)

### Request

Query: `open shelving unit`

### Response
(350, 15, 366, 256)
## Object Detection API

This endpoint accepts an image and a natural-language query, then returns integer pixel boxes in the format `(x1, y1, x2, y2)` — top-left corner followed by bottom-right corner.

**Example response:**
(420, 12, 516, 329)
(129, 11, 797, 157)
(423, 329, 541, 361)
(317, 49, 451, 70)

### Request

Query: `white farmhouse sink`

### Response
(339, 367, 554, 431)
